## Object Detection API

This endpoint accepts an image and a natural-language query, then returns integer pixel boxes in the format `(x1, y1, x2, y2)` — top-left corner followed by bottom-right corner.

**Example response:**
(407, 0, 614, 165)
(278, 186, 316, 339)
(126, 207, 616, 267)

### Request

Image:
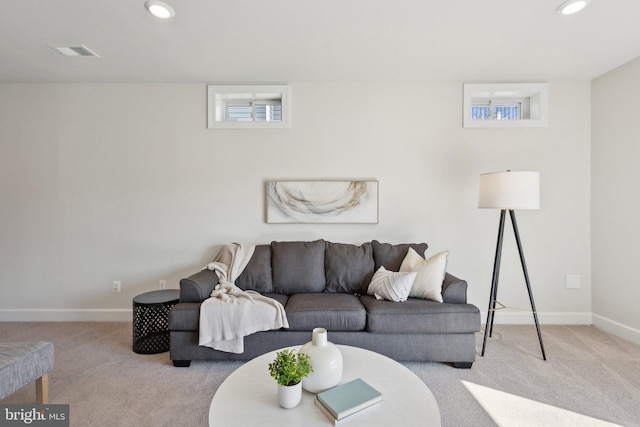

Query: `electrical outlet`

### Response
(159, 280, 166, 290)
(112, 281, 121, 293)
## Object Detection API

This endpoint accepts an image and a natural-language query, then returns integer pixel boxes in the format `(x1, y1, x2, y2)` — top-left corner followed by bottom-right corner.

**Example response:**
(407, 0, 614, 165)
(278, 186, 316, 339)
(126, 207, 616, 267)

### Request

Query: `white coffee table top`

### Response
(209, 345, 441, 426)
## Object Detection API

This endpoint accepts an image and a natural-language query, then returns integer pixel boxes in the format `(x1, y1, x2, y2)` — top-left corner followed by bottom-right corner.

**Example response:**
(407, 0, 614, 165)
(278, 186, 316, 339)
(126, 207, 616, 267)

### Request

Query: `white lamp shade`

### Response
(478, 171, 540, 210)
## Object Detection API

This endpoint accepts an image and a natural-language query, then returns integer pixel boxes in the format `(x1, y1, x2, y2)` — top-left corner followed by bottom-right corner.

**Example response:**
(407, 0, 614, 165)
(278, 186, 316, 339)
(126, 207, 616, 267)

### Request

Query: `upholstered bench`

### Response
(0, 342, 54, 404)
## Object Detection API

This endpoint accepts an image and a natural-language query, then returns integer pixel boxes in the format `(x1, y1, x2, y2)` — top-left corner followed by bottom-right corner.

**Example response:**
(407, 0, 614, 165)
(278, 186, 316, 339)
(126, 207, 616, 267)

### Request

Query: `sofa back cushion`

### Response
(371, 240, 428, 271)
(271, 240, 326, 294)
(236, 244, 273, 293)
(324, 241, 374, 294)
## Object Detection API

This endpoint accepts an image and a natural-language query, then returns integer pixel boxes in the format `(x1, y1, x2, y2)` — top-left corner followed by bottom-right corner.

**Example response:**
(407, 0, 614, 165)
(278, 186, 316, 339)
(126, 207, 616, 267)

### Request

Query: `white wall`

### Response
(592, 57, 640, 344)
(0, 82, 592, 323)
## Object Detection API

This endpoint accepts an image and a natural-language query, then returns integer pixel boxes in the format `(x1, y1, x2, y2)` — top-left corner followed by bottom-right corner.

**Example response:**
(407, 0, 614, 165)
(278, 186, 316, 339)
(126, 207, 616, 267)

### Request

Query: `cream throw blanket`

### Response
(199, 243, 289, 353)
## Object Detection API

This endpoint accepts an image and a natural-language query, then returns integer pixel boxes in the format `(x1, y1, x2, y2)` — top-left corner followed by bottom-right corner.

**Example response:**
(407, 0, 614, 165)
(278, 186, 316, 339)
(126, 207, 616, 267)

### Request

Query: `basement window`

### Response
(471, 100, 524, 121)
(225, 101, 282, 122)
(463, 83, 548, 128)
(208, 85, 290, 129)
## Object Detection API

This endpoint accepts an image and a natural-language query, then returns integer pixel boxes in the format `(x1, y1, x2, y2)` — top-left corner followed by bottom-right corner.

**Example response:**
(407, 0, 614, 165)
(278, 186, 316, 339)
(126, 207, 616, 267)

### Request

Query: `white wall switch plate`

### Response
(565, 274, 581, 289)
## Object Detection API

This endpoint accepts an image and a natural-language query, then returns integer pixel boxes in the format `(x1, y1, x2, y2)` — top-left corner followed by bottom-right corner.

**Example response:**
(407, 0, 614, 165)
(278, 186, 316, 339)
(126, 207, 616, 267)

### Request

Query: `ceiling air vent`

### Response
(50, 45, 99, 57)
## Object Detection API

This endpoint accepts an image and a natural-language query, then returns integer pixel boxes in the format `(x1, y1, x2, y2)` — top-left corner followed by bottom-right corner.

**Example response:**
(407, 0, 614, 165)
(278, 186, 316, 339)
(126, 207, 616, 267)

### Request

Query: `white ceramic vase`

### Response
(277, 382, 302, 409)
(299, 327, 343, 393)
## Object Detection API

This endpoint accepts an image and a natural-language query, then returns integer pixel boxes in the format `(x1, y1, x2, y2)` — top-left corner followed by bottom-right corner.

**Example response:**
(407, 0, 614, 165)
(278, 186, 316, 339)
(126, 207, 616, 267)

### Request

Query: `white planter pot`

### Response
(299, 327, 343, 393)
(277, 382, 302, 409)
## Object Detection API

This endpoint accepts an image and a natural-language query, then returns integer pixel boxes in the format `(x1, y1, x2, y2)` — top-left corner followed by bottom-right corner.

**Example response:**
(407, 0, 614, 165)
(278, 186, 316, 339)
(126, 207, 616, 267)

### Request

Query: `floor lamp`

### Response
(478, 171, 546, 360)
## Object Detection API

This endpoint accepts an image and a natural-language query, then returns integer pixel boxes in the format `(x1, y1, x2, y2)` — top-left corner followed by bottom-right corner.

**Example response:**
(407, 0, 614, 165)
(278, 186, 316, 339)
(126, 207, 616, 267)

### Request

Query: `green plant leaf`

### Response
(268, 349, 314, 386)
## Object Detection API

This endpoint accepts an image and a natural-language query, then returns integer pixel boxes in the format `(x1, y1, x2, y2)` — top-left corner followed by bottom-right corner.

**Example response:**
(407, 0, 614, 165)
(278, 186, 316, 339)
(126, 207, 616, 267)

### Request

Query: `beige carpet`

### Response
(1, 322, 639, 427)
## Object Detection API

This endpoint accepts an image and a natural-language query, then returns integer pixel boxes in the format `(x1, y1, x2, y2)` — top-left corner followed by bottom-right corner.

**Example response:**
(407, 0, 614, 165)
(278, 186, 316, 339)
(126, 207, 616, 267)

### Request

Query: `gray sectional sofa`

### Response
(169, 240, 481, 368)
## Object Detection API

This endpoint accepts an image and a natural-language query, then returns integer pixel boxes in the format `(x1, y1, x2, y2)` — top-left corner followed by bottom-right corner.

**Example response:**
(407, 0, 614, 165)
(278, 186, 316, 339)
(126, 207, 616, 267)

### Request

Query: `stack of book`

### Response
(314, 378, 383, 425)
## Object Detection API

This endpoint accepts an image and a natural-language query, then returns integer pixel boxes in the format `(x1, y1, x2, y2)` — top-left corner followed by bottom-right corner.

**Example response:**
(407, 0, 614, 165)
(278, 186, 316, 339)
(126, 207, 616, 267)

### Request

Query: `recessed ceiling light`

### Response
(556, 0, 591, 15)
(144, 0, 175, 19)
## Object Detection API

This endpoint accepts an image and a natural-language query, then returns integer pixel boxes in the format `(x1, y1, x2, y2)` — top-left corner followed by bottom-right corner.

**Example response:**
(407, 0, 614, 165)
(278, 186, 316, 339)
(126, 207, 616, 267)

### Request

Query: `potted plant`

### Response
(268, 349, 313, 408)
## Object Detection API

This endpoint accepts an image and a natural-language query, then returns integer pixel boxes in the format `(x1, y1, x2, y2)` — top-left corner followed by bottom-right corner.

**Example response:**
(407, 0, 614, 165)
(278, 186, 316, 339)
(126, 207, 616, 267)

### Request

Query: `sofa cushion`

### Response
(400, 248, 448, 302)
(265, 293, 289, 307)
(324, 241, 374, 294)
(272, 240, 326, 294)
(169, 294, 290, 332)
(236, 244, 273, 293)
(360, 295, 480, 334)
(366, 266, 416, 302)
(284, 293, 366, 331)
(371, 240, 428, 272)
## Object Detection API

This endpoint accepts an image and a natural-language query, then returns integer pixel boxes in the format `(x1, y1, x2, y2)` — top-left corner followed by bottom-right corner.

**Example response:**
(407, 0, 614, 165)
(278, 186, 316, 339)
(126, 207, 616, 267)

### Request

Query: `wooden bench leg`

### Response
(36, 374, 49, 404)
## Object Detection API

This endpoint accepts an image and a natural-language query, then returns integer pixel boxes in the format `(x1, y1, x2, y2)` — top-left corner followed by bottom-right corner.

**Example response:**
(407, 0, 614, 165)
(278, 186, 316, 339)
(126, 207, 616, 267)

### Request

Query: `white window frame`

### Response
(207, 84, 291, 129)
(463, 83, 548, 128)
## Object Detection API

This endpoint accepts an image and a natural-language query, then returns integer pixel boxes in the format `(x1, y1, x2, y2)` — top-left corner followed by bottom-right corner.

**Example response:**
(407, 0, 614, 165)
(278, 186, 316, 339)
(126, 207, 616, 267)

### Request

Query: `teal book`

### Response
(316, 378, 383, 420)
(314, 396, 382, 425)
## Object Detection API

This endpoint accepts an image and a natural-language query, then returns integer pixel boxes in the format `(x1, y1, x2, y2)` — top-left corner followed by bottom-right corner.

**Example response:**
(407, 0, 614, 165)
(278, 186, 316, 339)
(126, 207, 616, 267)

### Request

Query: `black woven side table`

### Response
(132, 289, 180, 354)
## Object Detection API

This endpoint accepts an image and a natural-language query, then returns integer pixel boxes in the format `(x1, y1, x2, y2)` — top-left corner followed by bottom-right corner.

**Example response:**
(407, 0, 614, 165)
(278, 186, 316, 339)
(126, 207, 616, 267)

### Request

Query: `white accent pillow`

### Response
(367, 266, 417, 302)
(400, 248, 448, 302)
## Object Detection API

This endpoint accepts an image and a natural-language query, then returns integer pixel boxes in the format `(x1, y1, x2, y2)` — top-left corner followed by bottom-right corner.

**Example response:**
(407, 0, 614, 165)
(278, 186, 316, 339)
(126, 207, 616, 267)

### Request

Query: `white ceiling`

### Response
(2, 0, 639, 83)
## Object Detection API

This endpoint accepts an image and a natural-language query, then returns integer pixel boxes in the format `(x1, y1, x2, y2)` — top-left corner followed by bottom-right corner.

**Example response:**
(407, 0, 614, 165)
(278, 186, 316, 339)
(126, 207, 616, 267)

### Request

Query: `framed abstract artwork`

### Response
(266, 180, 379, 224)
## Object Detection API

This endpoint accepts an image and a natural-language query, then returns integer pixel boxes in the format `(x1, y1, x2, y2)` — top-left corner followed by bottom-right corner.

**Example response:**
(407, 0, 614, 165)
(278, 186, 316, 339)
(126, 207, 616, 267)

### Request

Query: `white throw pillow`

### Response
(399, 248, 448, 302)
(367, 266, 417, 302)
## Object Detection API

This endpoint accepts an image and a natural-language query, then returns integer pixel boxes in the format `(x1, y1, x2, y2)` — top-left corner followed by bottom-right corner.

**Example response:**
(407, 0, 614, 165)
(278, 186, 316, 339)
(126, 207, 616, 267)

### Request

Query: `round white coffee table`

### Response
(209, 345, 441, 426)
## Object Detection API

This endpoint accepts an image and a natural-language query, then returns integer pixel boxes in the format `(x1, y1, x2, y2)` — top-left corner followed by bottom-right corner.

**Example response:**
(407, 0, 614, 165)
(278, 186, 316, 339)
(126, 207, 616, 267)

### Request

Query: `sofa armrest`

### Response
(441, 272, 468, 304)
(179, 269, 219, 303)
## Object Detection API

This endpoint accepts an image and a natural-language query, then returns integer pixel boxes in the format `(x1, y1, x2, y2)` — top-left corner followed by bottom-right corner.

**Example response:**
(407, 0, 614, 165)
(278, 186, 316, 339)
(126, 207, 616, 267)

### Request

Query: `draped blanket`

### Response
(199, 243, 289, 353)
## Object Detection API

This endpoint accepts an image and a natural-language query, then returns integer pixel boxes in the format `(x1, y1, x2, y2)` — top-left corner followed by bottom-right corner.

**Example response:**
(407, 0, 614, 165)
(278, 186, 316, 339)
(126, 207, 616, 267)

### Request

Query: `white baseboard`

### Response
(592, 314, 640, 346)
(0, 309, 132, 322)
(480, 311, 592, 325)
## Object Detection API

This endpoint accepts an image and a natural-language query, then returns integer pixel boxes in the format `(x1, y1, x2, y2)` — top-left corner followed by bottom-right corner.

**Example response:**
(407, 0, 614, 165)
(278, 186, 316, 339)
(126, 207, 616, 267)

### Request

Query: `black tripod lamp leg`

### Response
(482, 210, 506, 357)
(509, 210, 547, 361)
